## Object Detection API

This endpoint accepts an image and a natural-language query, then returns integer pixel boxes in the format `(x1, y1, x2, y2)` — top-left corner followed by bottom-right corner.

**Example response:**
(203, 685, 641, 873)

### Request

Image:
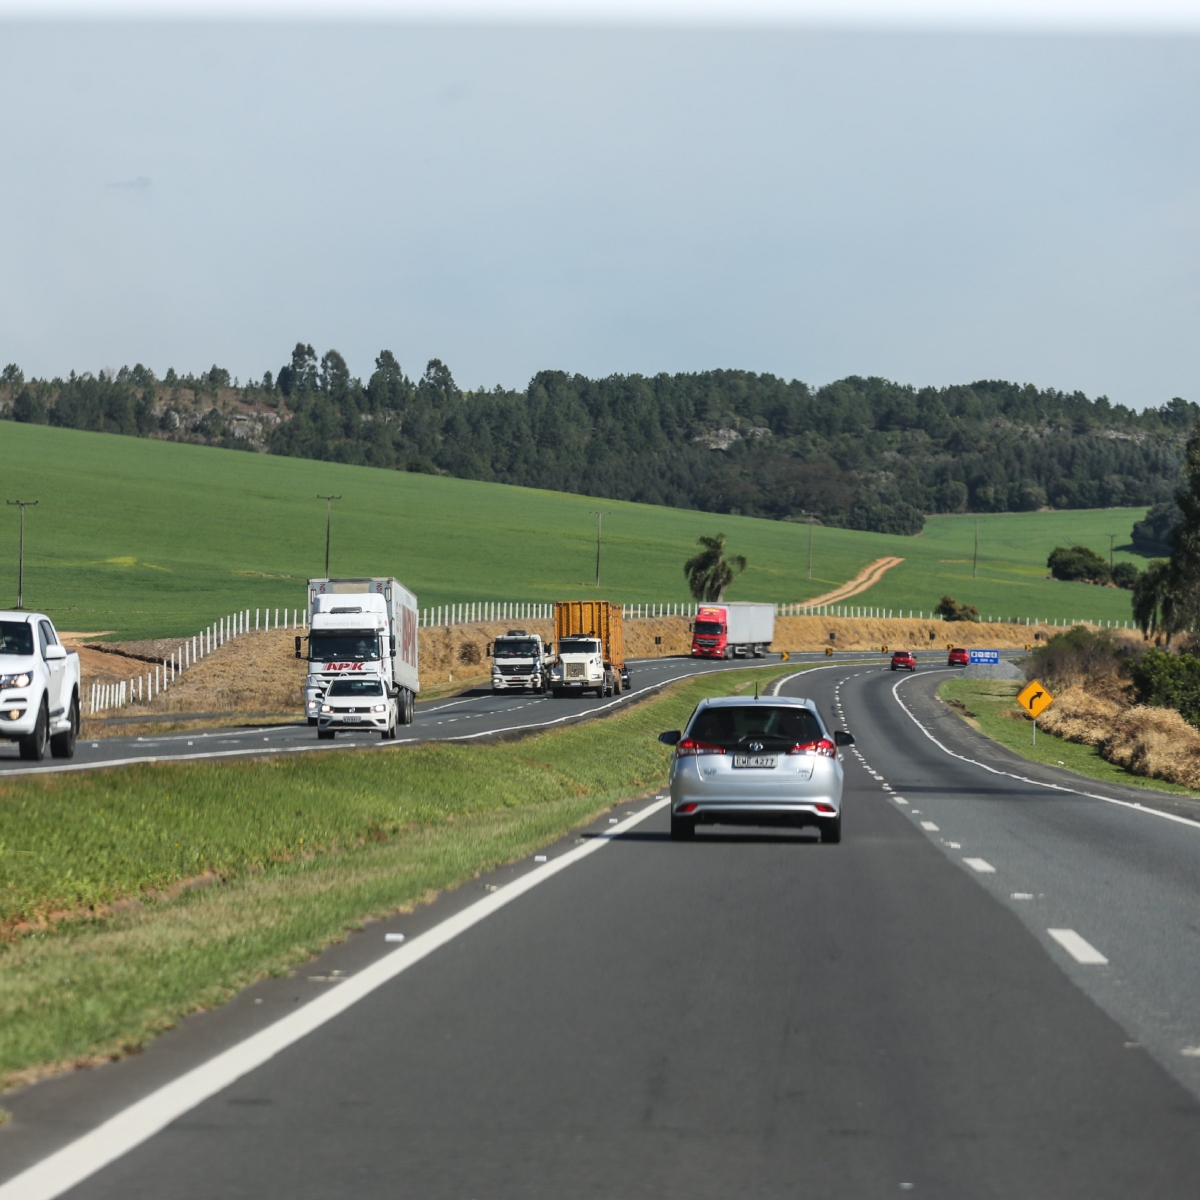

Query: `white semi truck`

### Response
(488, 629, 549, 693)
(0, 611, 80, 760)
(298, 578, 419, 737)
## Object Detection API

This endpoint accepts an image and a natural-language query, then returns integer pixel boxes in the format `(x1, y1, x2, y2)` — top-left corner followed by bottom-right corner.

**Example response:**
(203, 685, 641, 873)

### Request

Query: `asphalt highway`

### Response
(0, 651, 875, 777)
(4, 657, 1200, 1198)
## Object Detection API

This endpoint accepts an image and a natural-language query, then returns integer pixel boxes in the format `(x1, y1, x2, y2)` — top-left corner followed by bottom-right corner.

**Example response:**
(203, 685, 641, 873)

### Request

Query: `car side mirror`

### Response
(295, 635, 303, 660)
(834, 730, 855, 746)
(658, 730, 682, 745)
(44, 643, 66, 661)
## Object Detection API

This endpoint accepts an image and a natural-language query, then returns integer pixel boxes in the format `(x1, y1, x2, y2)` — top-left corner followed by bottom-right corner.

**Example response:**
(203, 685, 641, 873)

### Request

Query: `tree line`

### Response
(1, 348, 1194, 536)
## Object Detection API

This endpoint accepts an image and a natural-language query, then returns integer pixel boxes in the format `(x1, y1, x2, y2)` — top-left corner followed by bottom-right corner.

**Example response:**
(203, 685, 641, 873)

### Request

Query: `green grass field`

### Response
(0, 421, 1155, 639)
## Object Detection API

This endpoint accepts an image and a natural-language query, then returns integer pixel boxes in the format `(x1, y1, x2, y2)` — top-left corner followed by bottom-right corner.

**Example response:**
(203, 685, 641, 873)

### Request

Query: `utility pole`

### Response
(6, 499, 38, 610)
(973, 519, 979, 579)
(590, 511, 606, 587)
(1107, 533, 1117, 574)
(800, 511, 816, 579)
(317, 494, 342, 577)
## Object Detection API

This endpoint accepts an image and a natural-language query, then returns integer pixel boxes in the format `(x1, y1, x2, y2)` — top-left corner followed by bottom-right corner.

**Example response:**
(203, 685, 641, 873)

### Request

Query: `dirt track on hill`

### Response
(806, 556, 905, 606)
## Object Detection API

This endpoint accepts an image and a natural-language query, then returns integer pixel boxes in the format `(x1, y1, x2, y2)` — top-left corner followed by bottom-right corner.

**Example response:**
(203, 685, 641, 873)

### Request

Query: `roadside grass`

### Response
(0, 422, 1150, 639)
(938, 678, 1200, 798)
(0, 664, 792, 1087)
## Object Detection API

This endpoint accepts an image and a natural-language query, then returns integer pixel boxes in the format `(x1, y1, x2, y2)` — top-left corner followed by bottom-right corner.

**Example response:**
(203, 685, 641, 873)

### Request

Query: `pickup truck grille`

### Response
(565, 663, 585, 680)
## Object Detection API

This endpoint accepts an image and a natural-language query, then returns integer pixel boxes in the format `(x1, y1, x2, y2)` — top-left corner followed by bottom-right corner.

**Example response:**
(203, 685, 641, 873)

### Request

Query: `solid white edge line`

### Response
(0, 798, 671, 1200)
(1047, 928, 1109, 965)
(890, 671, 1200, 832)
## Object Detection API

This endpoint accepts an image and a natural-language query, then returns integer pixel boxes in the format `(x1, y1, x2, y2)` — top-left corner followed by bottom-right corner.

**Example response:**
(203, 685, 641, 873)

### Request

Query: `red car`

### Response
(890, 650, 916, 672)
(948, 647, 969, 667)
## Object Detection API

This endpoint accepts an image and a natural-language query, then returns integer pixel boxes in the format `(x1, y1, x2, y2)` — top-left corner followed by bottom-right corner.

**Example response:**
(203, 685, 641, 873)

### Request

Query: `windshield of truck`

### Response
(0, 622, 34, 657)
(558, 638, 600, 655)
(328, 679, 385, 697)
(494, 639, 540, 658)
(689, 704, 823, 748)
(694, 621, 724, 636)
(309, 631, 381, 662)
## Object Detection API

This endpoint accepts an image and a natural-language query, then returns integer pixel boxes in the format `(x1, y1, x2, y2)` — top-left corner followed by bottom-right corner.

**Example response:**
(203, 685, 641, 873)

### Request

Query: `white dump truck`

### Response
(298, 578, 419, 737)
(488, 629, 549, 693)
(0, 611, 80, 760)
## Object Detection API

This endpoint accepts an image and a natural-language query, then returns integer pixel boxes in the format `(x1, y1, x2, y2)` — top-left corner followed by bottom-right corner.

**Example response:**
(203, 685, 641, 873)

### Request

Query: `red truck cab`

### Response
(691, 607, 728, 658)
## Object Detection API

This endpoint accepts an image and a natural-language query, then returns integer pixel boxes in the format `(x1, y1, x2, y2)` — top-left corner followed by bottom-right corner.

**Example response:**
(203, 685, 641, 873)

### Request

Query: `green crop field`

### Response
(0, 422, 1156, 640)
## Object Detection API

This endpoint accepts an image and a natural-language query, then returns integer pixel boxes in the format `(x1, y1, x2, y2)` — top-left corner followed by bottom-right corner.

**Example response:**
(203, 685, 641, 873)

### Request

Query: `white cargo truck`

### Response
(488, 630, 549, 693)
(298, 578, 419, 738)
(690, 602, 775, 659)
(0, 611, 80, 760)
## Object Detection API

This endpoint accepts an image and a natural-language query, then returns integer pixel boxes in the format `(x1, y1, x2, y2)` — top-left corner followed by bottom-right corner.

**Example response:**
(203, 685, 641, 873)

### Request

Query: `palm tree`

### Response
(684, 533, 747, 602)
(1132, 559, 1186, 645)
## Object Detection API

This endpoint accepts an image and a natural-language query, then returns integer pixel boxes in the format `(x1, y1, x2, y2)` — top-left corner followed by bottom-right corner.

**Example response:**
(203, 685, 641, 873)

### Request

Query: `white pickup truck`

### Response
(0, 611, 81, 760)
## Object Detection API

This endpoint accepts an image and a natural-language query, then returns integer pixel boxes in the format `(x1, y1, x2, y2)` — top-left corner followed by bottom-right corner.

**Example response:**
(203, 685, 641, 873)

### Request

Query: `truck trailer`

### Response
(690, 602, 775, 659)
(550, 601, 628, 698)
(298, 577, 419, 733)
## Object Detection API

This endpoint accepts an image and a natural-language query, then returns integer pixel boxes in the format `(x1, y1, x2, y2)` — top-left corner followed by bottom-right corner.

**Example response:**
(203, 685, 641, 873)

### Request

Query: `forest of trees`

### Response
(1, 347, 1194, 537)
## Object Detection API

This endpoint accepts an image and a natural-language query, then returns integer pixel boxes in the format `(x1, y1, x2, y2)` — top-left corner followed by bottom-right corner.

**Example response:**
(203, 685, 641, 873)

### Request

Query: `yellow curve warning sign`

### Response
(1017, 679, 1054, 719)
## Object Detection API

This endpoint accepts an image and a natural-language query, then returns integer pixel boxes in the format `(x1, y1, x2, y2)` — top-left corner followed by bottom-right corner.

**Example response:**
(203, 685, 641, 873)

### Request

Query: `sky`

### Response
(1, 3, 1199, 407)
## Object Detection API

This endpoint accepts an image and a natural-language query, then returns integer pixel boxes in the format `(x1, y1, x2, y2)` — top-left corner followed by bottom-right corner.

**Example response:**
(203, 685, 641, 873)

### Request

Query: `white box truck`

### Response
(298, 578, 419, 736)
(690, 602, 775, 659)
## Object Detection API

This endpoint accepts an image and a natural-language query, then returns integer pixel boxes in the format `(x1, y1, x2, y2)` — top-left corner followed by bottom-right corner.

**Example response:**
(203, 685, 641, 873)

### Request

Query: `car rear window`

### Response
(688, 705, 823, 747)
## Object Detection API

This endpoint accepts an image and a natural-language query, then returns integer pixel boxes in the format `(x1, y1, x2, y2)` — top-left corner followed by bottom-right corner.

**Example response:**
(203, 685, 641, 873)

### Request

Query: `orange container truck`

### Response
(550, 601, 628, 698)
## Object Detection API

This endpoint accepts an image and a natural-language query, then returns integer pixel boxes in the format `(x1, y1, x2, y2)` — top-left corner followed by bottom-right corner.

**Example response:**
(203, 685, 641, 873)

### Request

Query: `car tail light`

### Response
(677, 802, 699, 814)
(786, 738, 837, 758)
(814, 803, 836, 814)
(675, 739, 726, 756)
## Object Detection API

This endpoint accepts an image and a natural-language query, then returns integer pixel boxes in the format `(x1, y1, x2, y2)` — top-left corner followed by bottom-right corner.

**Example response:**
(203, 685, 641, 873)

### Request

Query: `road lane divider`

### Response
(964, 857, 996, 874)
(0, 798, 670, 1200)
(1047, 929, 1109, 965)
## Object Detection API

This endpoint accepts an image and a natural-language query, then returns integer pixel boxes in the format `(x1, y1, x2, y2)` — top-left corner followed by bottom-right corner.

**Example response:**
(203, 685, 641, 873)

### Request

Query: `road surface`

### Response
(4, 657, 1200, 1198)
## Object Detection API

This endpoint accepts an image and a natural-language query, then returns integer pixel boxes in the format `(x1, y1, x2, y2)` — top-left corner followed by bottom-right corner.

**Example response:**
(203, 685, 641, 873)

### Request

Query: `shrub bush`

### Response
(1047, 544, 1110, 584)
(934, 595, 979, 622)
(1130, 649, 1200, 728)
(1111, 561, 1140, 589)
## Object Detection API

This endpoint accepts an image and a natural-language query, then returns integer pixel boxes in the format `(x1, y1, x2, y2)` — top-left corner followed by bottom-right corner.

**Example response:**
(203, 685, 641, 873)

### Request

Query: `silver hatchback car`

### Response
(659, 696, 853, 842)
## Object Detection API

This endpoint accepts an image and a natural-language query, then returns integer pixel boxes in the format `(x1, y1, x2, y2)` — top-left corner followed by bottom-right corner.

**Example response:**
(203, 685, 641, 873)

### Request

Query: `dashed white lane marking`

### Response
(894, 798, 909, 805)
(0, 800, 671, 1200)
(891, 672, 1200, 832)
(920, 821, 939, 831)
(964, 857, 996, 873)
(1047, 928, 1109, 964)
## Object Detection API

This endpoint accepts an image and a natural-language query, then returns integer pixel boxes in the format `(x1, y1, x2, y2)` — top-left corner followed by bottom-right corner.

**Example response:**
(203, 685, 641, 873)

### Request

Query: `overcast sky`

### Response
(2, 4, 1199, 407)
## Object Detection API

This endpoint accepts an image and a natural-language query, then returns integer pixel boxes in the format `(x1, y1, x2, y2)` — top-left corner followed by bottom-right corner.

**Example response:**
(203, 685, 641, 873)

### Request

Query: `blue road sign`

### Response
(969, 649, 1000, 665)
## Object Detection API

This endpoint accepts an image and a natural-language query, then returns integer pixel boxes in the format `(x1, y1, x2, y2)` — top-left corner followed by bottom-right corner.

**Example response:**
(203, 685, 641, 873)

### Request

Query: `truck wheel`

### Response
(317, 729, 335, 741)
(50, 692, 78, 759)
(19, 699, 49, 761)
(404, 690, 415, 724)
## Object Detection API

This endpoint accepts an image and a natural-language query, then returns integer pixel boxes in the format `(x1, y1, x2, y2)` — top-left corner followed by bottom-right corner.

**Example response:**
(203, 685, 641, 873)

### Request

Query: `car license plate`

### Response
(733, 754, 777, 768)
(342, 715, 361, 723)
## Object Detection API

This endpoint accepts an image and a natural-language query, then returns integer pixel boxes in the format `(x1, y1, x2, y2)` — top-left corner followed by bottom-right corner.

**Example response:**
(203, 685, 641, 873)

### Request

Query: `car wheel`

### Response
(670, 813, 696, 841)
(820, 815, 842, 844)
(317, 729, 335, 741)
(19, 698, 49, 761)
(307, 716, 317, 727)
(50, 693, 78, 759)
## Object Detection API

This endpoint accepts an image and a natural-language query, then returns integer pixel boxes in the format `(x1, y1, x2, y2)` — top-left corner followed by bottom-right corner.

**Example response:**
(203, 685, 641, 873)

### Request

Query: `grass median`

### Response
(938, 678, 1200, 798)
(0, 664, 798, 1089)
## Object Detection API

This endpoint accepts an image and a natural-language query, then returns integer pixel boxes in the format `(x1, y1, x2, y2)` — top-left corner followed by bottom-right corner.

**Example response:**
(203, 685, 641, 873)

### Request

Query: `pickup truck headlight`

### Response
(372, 703, 386, 712)
(0, 672, 32, 689)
